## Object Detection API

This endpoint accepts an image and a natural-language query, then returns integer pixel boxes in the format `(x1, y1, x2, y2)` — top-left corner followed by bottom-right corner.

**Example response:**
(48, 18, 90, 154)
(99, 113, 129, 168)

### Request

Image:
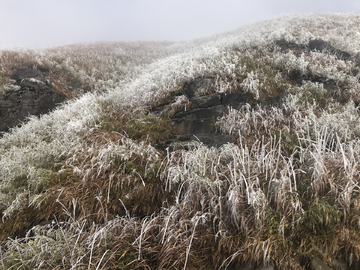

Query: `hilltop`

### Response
(1, 14, 360, 269)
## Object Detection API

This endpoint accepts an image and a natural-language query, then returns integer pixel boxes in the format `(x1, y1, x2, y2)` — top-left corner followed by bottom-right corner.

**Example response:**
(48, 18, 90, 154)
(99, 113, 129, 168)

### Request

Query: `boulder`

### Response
(0, 65, 66, 133)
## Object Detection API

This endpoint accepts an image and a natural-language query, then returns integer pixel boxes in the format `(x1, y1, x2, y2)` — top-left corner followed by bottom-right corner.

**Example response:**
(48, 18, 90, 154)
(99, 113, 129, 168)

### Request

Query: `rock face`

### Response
(0, 65, 66, 133)
(153, 78, 287, 149)
(308, 39, 351, 60)
(276, 38, 352, 61)
(275, 39, 307, 51)
(152, 38, 359, 151)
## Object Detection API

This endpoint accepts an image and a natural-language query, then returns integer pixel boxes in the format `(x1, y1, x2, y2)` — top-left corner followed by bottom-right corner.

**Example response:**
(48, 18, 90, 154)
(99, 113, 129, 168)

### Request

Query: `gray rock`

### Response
(309, 39, 351, 60)
(191, 93, 223, 108)
(152, 78, 288, 150)
(173, 117, 217, 135)
(275, 38, 351, 62)
(311, 256, 333, 270)
(309, 39, 333, 52)
(0, 65, 66, 133)
(11, 65, 49, 82)
(173, 106, 224, 121)
(275, 39, 307, 51)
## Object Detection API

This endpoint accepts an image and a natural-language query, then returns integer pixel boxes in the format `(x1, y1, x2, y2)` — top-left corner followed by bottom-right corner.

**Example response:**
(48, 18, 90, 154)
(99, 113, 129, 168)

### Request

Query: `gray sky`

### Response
(0, 0, 359, 49)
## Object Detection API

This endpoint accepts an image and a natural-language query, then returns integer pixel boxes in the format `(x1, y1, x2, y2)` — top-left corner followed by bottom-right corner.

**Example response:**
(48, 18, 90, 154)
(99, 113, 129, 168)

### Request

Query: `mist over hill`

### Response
(1, 14, 360, 269)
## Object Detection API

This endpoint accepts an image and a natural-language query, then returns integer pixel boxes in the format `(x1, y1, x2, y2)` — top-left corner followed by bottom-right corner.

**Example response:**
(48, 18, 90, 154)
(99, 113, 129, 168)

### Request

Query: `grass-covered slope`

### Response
(1, 14, 360, 269)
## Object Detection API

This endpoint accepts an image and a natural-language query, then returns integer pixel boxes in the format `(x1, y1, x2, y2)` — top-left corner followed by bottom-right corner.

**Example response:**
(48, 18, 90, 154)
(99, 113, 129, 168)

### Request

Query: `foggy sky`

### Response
(0, 0, 359, 49)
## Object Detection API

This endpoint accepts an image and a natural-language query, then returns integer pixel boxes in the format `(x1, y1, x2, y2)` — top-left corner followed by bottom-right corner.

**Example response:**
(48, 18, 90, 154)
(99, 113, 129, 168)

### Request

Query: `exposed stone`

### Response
(138, 40, 358, 151)
(276, 38, 352, 62)
(309, 39, 351, 60)
(309, 39, 334, 52)
(311, 256, 333, 270)
(275, 39, 307, 51)
(153, 78, 287, 150)
(191, 93, 223, 108)
(0, 65, 67, 133)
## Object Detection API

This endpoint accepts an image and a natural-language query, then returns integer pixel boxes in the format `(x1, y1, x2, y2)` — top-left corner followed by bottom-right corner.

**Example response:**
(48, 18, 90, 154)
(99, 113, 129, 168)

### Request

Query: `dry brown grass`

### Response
(0, 131, 173, 241)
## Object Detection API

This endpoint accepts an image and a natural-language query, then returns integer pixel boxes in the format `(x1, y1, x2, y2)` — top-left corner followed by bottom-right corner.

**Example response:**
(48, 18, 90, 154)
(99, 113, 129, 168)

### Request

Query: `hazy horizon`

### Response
(1, 0, 360, 49)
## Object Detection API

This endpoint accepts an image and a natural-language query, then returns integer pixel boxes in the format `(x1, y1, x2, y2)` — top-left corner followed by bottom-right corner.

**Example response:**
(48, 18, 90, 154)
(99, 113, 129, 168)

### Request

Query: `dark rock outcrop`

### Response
(275, 39, 307, 51)
(276, 38, 352, 61)
(154, 38, 356, 151)
(0, 65, 66, 133)
(153, 78, 287, 149)
(309, 39, 351, 60)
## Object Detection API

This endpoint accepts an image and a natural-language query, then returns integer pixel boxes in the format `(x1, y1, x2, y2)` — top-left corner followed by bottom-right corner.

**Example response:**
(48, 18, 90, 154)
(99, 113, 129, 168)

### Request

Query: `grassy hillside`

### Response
(1, 13, 360, 269)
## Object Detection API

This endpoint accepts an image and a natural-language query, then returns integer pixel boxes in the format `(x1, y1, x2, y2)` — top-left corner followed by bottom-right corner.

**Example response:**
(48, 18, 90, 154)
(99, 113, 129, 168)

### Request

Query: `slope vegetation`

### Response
(1, 14, 360, 269)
